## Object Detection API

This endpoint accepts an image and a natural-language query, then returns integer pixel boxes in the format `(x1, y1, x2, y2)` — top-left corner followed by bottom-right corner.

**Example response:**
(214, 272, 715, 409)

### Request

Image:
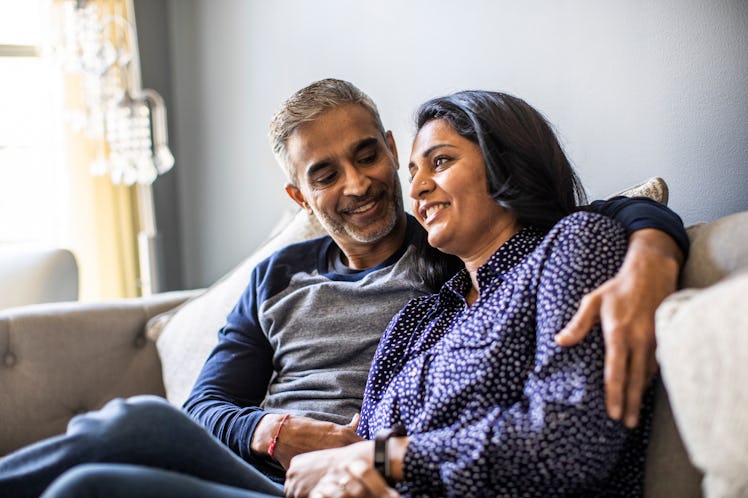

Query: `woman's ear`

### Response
(285, 184, 312, 213)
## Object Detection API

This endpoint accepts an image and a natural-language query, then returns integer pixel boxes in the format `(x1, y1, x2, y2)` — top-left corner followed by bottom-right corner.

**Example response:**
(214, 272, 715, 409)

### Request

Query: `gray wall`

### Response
(138, 0, 748, 290)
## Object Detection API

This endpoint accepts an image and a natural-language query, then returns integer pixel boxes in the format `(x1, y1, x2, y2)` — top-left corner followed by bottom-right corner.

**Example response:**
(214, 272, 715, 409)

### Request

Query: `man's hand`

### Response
(251, 413, 362, 469)
(555, 229, 683, 428)
(285, 440, 374, 498)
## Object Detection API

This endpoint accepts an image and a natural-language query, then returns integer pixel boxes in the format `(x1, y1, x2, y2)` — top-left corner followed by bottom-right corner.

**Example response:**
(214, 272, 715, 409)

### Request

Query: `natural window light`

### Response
(0, 0, 69, 246)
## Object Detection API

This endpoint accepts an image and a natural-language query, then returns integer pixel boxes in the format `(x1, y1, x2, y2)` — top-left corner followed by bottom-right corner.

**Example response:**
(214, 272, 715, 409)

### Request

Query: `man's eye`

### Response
(314, 172, 337, 185)
(359, 152, 377, 164)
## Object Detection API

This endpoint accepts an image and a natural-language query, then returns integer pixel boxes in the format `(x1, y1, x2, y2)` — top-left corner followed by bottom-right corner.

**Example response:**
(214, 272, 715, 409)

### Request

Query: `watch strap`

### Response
(374, 423, 406, 485)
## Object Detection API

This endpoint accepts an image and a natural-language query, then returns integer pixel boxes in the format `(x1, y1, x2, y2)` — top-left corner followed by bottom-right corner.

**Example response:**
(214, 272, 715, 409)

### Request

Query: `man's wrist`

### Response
(250, 412, 283, 455)
(628, 228, 684, 269)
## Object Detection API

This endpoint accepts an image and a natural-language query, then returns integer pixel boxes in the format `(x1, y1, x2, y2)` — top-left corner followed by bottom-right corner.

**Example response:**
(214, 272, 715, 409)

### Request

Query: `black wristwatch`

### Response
(373, 423, 407, 485)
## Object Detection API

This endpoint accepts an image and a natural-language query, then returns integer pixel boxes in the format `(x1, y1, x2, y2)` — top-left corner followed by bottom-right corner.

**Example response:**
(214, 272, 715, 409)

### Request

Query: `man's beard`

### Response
(314, 185, 403, 244)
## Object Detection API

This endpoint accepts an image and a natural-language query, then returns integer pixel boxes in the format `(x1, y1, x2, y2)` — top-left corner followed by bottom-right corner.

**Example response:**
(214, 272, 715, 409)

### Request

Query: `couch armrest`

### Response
(0, 290, 199, 456)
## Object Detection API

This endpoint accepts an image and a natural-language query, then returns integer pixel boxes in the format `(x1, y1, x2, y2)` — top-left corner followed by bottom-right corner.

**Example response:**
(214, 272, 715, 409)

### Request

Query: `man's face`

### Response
(285, 104, 404, 251)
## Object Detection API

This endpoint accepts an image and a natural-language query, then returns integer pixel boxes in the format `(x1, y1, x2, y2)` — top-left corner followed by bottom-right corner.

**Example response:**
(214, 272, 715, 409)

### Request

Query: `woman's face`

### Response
(408, 119, 517, 261)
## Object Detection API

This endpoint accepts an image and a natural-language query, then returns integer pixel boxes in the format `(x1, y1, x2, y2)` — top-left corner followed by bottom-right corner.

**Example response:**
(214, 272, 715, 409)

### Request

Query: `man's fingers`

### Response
(348, 413, 360, 430)
(556, 293, 601, 346)
(624, 341, 657, 429)
(603, 334, 627, 422)
(622, 343, 652, 428)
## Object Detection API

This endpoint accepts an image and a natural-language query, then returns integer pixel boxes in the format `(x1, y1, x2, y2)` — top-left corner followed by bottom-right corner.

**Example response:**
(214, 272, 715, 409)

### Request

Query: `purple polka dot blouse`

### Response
(357, 212, 653, 497)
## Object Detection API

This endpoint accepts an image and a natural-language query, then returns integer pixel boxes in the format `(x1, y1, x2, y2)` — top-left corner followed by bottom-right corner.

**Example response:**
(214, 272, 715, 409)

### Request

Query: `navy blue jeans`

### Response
(0, 396, 284, 498)
(40, 463, 282, 498)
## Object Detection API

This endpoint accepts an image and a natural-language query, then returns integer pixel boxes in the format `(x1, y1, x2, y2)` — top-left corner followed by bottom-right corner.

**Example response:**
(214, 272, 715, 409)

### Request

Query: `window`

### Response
(0, 0, 69, 245)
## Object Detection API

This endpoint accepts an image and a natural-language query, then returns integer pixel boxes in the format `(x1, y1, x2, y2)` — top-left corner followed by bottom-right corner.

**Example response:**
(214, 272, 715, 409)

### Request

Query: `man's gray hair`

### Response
(269, 78, 385, 184)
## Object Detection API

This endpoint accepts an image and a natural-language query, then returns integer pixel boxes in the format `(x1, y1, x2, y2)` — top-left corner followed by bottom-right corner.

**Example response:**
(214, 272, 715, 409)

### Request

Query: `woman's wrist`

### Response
(386, 436, 409, 482)
(374, 424, 407, 484)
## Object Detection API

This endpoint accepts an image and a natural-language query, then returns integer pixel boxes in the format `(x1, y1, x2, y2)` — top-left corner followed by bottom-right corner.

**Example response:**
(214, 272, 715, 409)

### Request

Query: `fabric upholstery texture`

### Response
(655, 210, 748, 498)
(0, 291, 194, 456)
(679, 211, 748, 289)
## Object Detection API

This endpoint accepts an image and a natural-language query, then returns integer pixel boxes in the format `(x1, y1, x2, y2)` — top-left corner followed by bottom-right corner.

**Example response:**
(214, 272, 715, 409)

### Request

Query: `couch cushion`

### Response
(0, 293, 188, 456)
(679, 211, 748, 289)
(656, 271, 748, 497)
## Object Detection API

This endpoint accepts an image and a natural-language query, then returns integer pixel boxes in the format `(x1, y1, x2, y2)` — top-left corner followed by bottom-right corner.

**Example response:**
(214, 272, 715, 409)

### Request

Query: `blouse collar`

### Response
(441, 226, 545, 302)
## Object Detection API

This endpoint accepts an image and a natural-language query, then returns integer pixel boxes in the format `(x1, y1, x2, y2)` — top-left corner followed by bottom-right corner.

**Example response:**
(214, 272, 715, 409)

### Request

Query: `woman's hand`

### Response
(308, 459, 401, 498)
(555, 228, 683, 428)
(285, 441, 374, 498)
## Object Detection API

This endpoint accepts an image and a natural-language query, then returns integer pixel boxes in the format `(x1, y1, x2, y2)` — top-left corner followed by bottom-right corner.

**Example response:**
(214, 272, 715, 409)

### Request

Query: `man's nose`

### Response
(342, 166, 372, 196)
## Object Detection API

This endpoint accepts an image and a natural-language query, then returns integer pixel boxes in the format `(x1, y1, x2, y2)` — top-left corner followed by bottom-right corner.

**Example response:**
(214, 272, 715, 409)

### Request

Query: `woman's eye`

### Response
(434, 156, 449, 168)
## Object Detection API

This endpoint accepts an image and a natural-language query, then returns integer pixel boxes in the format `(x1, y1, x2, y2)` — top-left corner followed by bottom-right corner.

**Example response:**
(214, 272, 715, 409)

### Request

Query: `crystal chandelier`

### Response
(54, 0, 174, 186)
(51, 0, 173, 295)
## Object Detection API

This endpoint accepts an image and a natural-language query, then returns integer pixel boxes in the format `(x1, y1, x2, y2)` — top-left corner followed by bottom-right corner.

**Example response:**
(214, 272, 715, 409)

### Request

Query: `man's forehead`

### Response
(286, 105, 383, 167)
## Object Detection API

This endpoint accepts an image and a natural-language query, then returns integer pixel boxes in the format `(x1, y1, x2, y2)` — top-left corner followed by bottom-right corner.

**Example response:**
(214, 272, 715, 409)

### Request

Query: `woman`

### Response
(286, 91, 652, 498)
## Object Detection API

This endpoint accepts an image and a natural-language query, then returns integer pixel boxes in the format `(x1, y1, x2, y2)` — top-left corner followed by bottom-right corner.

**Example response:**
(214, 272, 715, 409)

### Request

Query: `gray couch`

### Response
(1, 179, 746, 497)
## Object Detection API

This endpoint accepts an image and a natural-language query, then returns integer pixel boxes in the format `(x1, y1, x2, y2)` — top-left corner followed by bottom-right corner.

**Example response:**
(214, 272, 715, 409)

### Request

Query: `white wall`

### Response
(166, 0, 748, 289)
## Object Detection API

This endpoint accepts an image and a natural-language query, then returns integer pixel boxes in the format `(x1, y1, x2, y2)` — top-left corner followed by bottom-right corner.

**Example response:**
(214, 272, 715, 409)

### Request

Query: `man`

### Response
(0, 79, 687, 497)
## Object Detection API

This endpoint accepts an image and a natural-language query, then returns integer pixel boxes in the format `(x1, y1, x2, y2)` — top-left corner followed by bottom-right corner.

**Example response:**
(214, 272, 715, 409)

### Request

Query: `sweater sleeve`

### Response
(401, 213, 635, 496)
(182, 262, 278, 475)
(585, 196, 689, 258)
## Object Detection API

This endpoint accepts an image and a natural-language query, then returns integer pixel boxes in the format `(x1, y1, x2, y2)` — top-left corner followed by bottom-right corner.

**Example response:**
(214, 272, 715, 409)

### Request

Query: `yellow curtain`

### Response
(60, 0, 141, 300)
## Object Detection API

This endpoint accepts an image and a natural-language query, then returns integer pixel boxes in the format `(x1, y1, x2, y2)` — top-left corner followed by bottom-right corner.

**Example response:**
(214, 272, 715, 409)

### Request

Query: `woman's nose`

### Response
(409, 169, 432, 199)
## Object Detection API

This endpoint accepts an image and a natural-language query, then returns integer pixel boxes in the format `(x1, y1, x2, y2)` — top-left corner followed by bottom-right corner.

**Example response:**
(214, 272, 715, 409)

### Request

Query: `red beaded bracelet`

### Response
(267, 413, 290, 460)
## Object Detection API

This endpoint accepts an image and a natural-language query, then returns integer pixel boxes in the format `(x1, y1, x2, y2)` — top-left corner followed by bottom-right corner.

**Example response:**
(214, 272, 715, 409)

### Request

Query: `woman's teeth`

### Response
(425, 203, 448, 220)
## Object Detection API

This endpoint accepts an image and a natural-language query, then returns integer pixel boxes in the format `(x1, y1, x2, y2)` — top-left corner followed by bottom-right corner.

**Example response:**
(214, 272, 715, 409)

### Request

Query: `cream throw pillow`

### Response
(656, 271, 748, 498)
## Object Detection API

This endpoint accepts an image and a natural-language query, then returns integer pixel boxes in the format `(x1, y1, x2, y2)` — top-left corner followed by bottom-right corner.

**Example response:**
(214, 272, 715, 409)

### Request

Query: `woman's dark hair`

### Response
(414, 90, 587, 231)
(413, 236, 464, 291)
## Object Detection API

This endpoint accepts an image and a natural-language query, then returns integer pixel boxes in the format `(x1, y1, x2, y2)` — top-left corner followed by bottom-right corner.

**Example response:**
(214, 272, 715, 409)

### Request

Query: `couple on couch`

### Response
(0, 79, 687, 498)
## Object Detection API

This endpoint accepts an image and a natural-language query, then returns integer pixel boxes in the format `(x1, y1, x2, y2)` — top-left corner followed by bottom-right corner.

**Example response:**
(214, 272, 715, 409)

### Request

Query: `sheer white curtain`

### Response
(0, 0, 157, 300)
